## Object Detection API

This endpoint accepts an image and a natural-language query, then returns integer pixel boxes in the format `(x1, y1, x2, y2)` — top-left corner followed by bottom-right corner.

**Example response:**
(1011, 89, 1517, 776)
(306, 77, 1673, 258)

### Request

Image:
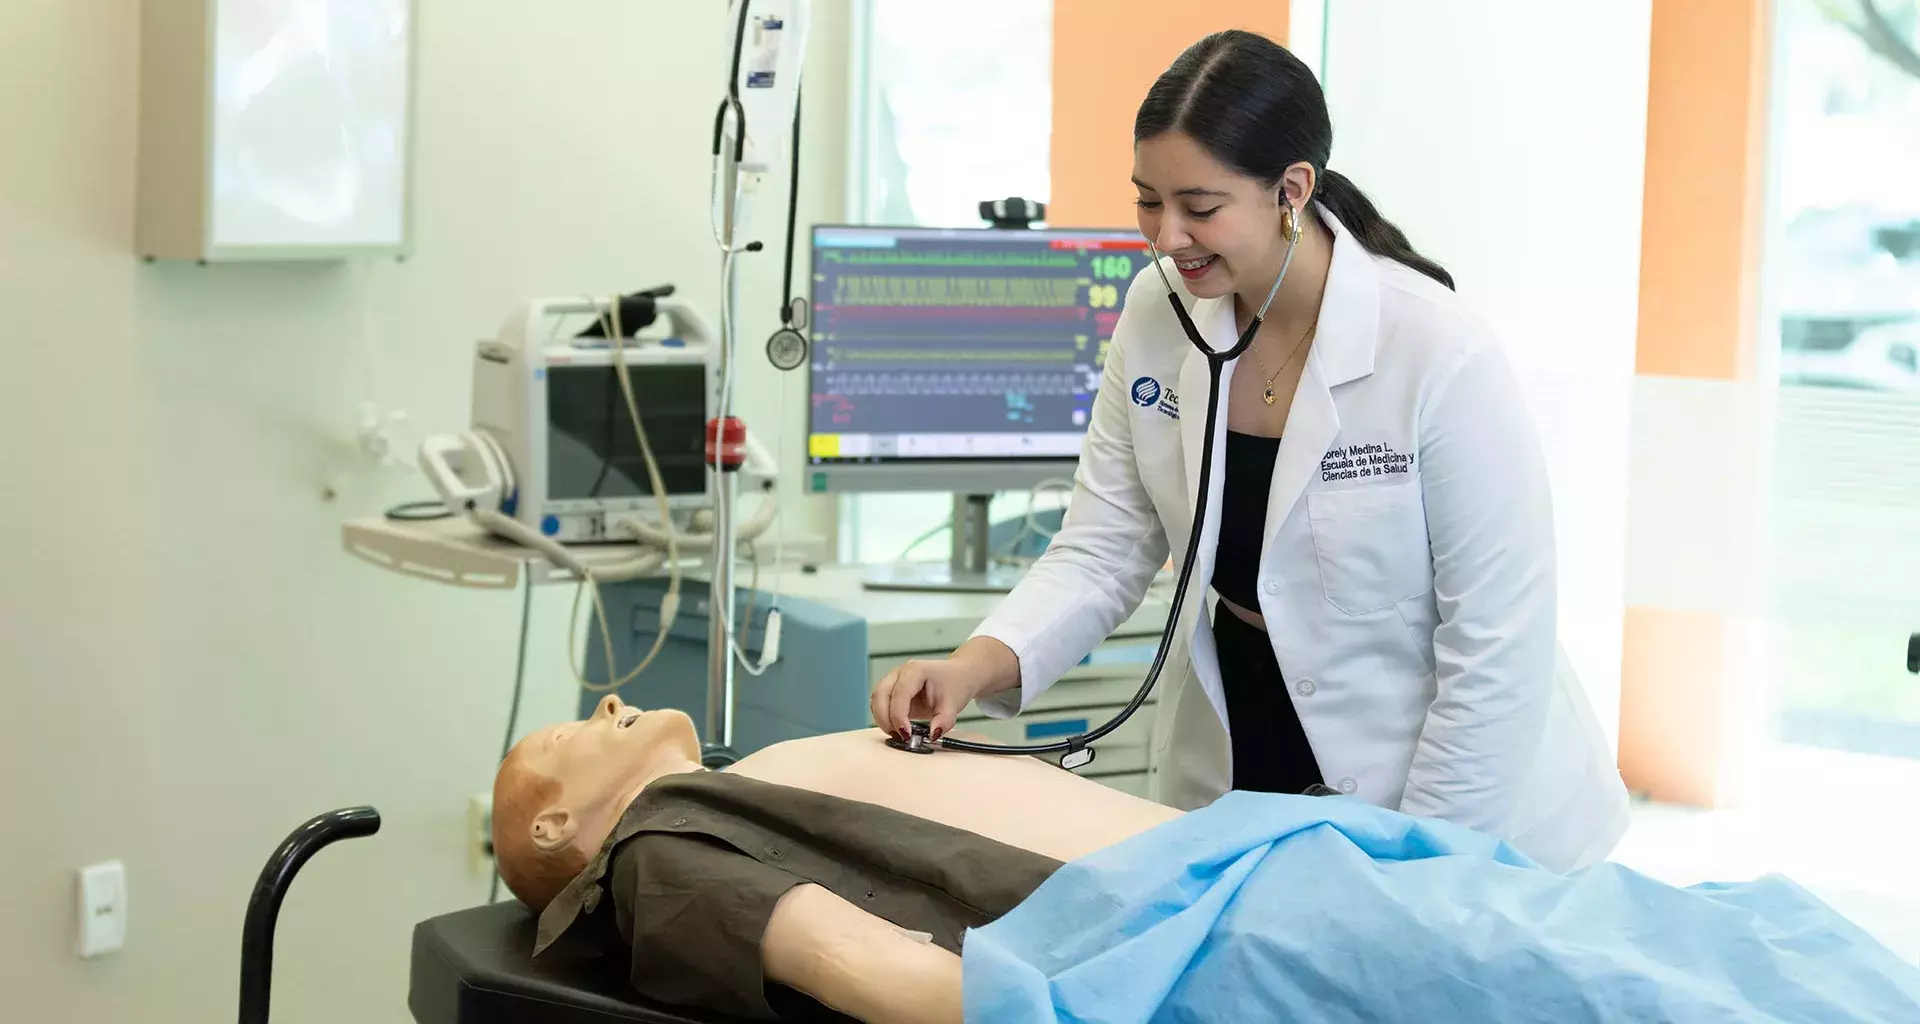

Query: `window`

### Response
(1761, 0, 1920, 763)
(840, 0, 1055, 564)
(1771, 0, 1920, 394)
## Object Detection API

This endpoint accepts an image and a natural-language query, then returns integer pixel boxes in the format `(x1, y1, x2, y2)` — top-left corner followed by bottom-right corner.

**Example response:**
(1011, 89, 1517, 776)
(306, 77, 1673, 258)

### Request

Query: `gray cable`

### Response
(490, 572, 536, 904)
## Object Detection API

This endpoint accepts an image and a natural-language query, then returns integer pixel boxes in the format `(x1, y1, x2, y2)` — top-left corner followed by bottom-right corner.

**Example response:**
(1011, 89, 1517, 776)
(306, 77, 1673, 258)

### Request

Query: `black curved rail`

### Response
(239, 806, 382, 1024)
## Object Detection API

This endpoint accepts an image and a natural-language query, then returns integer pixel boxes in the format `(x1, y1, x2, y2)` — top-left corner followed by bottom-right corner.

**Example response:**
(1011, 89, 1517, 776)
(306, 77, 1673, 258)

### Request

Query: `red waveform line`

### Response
(1046, 238, 1150, 251)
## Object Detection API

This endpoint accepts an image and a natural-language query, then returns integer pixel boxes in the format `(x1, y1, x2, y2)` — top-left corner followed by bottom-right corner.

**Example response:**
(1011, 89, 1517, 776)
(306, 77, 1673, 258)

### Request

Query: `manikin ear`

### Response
(530, 808, 577, 853)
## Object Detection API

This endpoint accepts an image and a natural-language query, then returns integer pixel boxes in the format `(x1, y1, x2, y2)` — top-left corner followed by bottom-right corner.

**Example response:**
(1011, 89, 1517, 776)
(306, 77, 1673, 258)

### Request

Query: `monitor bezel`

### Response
(803, 220, 1144, 474)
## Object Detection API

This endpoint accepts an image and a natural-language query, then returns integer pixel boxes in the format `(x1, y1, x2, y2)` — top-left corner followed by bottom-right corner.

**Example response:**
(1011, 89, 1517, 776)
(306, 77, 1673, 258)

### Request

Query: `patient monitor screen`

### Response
(807, 224, 1148, 463)
(547, 364, 707, 500)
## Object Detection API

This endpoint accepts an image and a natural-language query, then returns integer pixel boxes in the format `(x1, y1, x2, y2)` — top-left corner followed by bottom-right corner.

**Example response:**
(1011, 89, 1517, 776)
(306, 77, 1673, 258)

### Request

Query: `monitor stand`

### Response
(862, 493, 1026, 593)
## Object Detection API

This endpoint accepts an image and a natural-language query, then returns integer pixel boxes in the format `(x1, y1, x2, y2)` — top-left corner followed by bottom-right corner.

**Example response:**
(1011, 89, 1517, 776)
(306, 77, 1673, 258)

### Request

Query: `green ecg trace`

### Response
(822, 250, 1079, 268)
(827, 348, 1074, 364)
(832, 276, 1084, 307)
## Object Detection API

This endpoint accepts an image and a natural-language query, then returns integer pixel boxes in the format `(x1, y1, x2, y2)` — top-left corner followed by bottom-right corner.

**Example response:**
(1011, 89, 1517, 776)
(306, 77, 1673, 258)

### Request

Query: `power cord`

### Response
(706, 246, 785, 676)
(513, 286, 789, 691)
(555, 294, 685, 693)
(385, 499, 451, 522)
(471, 294, 686, 695)
(890, 478, 1075, 566)
(896, 521, 952, 562)
(994, 477, 1073, 563)
(489, 571, 535, 905)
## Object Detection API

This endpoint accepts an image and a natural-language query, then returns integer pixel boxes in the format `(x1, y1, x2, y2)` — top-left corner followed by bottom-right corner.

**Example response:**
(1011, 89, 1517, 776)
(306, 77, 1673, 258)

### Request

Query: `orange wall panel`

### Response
(1050, 1, 1290, 228)
(1619, 607, 1728, 806)
(1620, 0, 1773, 807)
(1634, 0, 1772, 381)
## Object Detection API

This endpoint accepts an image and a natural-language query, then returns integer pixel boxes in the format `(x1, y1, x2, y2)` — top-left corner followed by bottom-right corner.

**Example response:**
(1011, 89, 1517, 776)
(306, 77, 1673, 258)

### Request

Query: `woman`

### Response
(870, 30, 1628, 872)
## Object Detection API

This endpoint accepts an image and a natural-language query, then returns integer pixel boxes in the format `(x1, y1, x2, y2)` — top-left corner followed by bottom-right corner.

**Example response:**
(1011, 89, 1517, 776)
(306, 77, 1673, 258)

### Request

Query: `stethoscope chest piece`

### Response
(887, 721, 938, 754)
(766, 327, 807, 371)
(766, 297, 810, 371)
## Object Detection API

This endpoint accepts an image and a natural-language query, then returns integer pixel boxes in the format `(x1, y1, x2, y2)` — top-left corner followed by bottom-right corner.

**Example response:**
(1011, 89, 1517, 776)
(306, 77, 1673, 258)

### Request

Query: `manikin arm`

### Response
(761, 883, 962, 1024)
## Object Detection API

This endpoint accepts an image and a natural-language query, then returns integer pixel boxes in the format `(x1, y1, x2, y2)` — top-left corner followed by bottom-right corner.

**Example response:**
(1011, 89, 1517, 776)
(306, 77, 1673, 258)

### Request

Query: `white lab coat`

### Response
(972, 206, 1630, 872)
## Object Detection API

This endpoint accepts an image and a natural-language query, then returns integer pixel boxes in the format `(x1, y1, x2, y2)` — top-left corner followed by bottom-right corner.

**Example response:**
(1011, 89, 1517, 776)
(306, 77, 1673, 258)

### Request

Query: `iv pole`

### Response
(702, 0, 810, 768)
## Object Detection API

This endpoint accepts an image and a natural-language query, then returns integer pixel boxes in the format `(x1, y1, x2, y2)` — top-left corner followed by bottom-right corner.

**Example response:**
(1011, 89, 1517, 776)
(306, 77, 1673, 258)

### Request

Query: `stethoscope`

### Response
(888, 205, 1305, 769)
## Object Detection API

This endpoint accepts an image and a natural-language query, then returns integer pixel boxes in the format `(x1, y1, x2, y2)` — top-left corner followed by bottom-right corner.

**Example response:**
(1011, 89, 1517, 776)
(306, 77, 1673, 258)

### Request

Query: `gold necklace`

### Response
(1252, 321, 1317, 405)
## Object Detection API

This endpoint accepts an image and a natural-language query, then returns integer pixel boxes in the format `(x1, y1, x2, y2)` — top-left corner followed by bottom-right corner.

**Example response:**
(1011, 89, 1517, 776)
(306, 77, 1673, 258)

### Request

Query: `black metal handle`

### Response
(238, 806, 381, 1024)
(1908, 632, 1918, 674)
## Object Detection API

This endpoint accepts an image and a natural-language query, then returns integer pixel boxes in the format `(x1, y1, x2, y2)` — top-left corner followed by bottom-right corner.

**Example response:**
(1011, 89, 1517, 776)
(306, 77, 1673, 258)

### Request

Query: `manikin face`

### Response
(1132, 131, 1312, 303)
(516, 694, 702, 855)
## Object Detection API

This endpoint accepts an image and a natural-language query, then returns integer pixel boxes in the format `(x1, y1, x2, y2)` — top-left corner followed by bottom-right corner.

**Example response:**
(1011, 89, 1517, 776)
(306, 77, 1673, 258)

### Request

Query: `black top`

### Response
(535, 771, 1062, 1020)
(1212, 431, 1282, 610)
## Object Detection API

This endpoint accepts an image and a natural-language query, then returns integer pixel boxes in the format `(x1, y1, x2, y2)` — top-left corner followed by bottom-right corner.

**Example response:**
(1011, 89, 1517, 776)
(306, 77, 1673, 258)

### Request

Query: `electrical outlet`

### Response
(76, 861, 127, 958)
(468, 794, 494, 875)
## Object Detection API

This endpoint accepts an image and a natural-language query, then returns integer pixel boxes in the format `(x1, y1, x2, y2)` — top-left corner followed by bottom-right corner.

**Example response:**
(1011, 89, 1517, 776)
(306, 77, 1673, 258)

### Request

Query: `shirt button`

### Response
(1338, 777, 1357, 794)
(1263, 578, 1280, 596)
(1295, 678, 1316, 697)
(766, 847, 784, 860)
(671, 817, 689, 827)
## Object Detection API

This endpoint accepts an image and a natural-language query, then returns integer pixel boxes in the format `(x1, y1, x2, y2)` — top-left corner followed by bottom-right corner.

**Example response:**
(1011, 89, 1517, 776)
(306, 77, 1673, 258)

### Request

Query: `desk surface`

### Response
(771, 563, 1175, 656)
(341, 516, 688, 589)
(341, 516, 1176, 653)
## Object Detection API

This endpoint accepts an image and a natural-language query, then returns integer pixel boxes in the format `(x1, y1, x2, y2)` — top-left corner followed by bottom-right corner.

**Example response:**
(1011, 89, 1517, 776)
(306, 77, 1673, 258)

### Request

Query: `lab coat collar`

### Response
(1255, 205, 1384, 545)
(1310, 204, 1381, 387)
(1176, 202, 1384, 518)
(1163, 203, 1379, 375)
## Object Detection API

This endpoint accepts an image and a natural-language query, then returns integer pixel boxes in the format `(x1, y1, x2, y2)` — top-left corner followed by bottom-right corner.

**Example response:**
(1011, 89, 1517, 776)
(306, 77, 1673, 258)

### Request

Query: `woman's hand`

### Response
(869, 637, 1020, 741)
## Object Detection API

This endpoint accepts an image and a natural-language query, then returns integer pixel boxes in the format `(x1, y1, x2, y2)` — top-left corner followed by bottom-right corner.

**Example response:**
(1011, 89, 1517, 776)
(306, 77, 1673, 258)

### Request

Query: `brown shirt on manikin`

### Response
(535, 770, 1064, 1020)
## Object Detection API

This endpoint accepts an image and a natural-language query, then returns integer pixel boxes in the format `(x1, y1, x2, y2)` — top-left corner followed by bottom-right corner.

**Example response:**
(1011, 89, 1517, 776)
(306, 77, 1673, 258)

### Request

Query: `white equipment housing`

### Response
(469, 298, 716, 544)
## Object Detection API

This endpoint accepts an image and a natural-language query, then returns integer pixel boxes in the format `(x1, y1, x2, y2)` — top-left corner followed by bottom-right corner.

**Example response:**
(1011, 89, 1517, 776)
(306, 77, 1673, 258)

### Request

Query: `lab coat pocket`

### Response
(1307, 482, 1432, 616)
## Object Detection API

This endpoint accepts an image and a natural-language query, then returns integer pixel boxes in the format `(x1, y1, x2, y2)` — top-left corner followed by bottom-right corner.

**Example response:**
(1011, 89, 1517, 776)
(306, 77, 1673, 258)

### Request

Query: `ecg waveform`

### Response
(821, 250, 1079, 269)
(832, 275, 1084, 308)
(824, 346, 1074, 365)
(820, 306, 1089, 328)
(822, 372, 1078, 397)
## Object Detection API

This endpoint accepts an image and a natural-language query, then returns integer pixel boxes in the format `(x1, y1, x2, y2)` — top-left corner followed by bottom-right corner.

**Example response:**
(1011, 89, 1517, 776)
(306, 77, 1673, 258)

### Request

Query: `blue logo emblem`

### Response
(1131, 376, 1161, 407)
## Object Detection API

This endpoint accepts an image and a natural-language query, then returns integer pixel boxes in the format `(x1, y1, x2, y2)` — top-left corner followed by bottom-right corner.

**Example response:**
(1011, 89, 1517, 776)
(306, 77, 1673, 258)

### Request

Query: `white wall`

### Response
(0, 2, 848, 1021)
(1320, 0, 1655, 749)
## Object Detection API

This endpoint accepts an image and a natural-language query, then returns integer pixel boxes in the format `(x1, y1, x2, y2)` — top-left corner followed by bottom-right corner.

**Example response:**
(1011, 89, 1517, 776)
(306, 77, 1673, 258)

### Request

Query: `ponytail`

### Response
(1137, 30, 1454, 291)
(1315, 169, 1454, 290)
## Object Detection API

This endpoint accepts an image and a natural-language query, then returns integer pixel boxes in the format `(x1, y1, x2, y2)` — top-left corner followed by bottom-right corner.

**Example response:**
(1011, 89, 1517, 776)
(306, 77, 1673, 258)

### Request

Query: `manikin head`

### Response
(492, 694, 703, 909)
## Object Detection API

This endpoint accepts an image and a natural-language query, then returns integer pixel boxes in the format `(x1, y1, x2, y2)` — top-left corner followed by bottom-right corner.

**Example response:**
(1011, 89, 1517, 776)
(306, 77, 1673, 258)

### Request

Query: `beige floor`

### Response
(1608, 744, 1920, 963)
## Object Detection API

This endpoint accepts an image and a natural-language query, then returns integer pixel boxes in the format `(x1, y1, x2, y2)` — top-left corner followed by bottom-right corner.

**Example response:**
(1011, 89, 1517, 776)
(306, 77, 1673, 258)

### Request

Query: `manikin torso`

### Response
(721, 730, 1184, 864)
(506, 704, 1184, 1022)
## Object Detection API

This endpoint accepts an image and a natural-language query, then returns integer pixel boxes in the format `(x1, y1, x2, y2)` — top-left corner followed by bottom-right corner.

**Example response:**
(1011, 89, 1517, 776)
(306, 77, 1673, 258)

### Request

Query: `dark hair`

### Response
(1134, 30, 1453, 290)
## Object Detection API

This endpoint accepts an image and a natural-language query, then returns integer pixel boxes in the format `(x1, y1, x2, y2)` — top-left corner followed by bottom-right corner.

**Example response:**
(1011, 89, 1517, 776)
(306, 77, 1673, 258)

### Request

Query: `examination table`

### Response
(243, 633, 1920, 1022)
(409, 901, 776, 1024)
(240, 807, 850, 1024)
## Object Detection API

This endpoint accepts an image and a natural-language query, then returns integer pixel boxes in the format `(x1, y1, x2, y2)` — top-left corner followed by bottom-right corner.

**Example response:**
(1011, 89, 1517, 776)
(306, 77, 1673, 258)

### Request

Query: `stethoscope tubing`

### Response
(935, 216, 1302, 760)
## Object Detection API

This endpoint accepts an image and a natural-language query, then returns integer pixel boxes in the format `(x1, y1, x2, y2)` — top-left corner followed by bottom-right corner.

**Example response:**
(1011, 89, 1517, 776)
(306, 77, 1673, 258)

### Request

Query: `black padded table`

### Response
(409, 901, 855, 1024)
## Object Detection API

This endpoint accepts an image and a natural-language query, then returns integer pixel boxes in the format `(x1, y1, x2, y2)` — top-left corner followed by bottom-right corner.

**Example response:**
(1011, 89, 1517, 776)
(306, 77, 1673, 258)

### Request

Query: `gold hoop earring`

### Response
(1280, 204, 1302, 244)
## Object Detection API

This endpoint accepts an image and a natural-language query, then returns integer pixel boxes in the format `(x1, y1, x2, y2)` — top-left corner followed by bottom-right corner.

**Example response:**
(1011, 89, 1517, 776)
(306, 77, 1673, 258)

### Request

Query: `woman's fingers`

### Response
(873, 659, 981, 741)
(888, 662, 927, 736)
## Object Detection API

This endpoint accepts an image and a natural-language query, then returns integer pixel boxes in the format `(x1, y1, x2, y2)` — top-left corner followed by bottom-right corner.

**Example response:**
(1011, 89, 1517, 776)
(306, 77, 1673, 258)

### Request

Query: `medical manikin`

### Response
(495, 698, 1920, 1024)
(492, 695, 1182, 1022)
